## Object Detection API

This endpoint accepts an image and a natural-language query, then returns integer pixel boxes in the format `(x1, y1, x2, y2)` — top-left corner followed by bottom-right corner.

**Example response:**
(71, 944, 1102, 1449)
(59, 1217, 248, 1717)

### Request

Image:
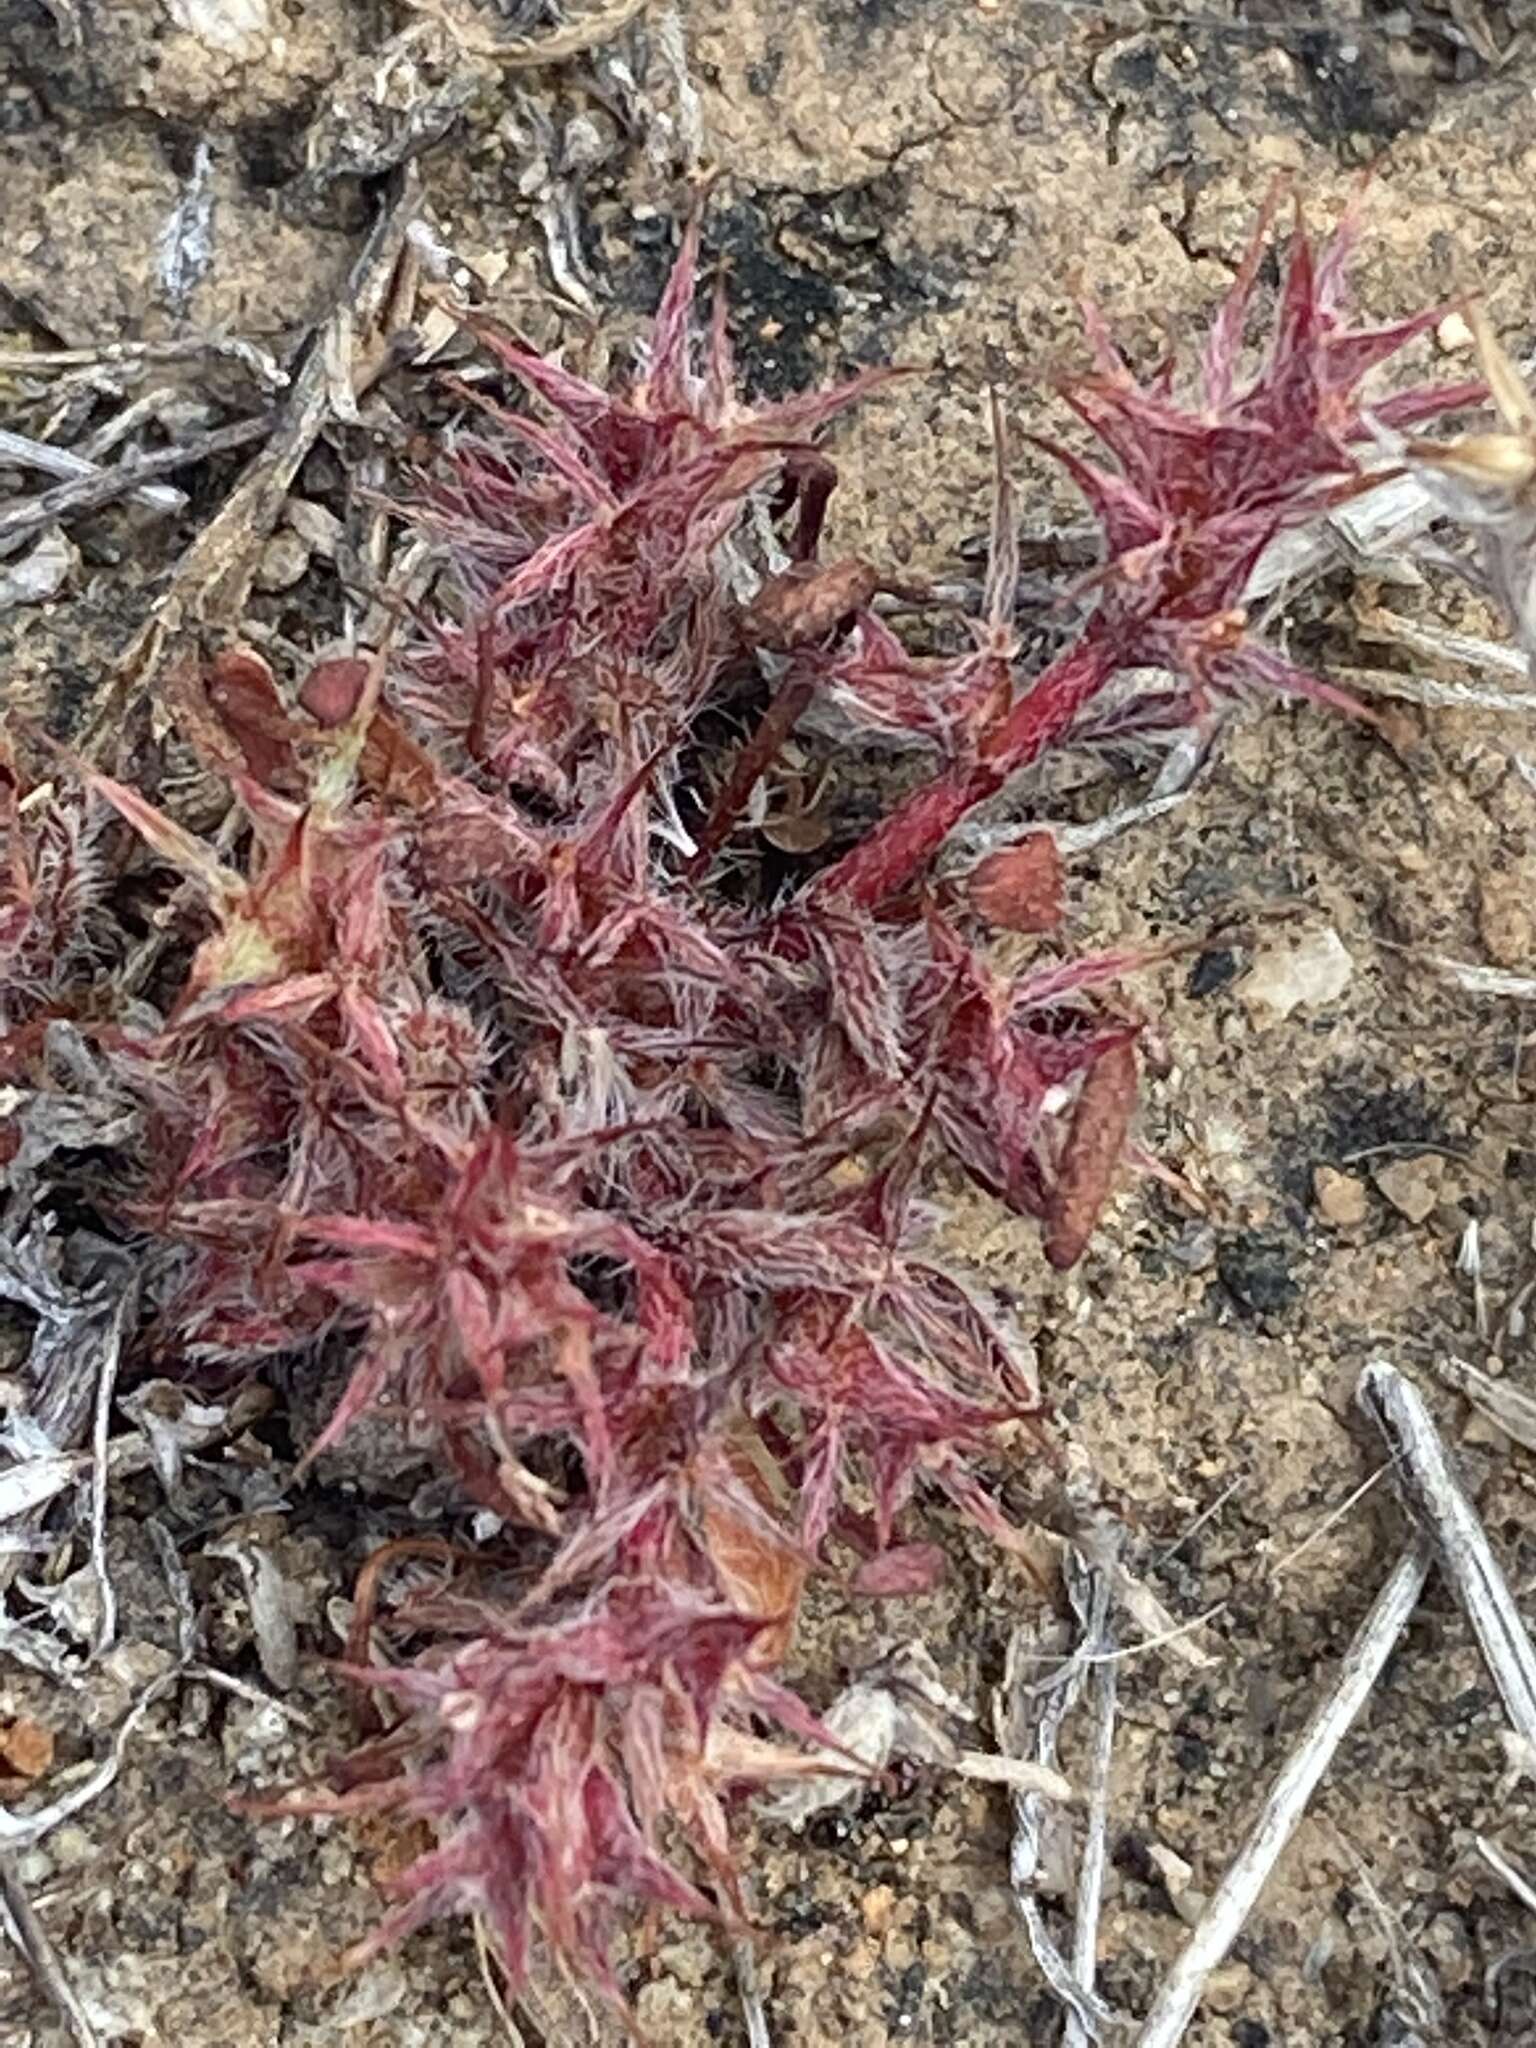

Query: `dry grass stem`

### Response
(0, 1848, 99, 2048)
(1135, 1540, 1433, 2048)
(1064, 1554, 1117, 2048)
(0, 418, 271, 556)
(1359, 1360, 1536, 1750)
(77, 167, 423, 763)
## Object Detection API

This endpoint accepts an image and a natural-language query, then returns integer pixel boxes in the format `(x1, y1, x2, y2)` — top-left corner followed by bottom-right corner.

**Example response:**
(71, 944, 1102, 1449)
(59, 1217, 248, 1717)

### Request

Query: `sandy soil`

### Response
(5, 1, 1536, 2043)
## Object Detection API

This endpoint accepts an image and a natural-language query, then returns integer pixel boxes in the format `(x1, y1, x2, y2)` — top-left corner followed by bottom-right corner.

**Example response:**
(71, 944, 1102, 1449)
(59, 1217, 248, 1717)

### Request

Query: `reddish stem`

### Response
(770, 449, 839, 563)
(467, 618, 497, 765)
(813, 635, 1116, 907)
(684, 660, 820, 878)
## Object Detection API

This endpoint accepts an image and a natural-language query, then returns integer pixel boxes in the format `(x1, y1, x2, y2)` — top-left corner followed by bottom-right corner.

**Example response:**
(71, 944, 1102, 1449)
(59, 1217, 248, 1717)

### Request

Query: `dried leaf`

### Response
(697, 1443, 807, 1665)
(208, 1523, 301, 1691)
(1044, 1043, 1139, 1271)
(0, 525, 78, 610)
(966, 834, 1064, 933)
(1438, 1355, 1536, 1454)
(117, 1380, 233, 1494)
(0, 1452, 83, 1521)
(743, 558, 880, 651)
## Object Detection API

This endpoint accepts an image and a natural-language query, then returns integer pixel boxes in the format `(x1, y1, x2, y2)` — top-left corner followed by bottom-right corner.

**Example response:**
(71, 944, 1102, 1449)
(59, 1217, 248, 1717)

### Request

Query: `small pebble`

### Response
(1462, 1410, 1513, 1453)
(48, 1824, 94, 1868)
(0, 1714, 54, 1777)
(1313, 1165, 1368, 1228)
(283, 498, 344, 558)
(0, 524, 77, 609)
(254, 530, 310, 593)
(1373, 1154, 1444, 1225)
(861, 1884, 898, 1935)
(1436, 309, 1474, 353)
(1204, 1961, 1255, 2015)
(1148, 1842, 1193, 1887)
(1241, 926, 1353, 1020)
(1172, 1886, 1209, 1928)
(12, 1846, 55, 1885)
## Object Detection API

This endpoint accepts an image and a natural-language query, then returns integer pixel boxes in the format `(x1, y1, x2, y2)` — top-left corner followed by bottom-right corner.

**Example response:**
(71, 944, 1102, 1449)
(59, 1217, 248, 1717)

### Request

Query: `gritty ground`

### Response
(5, 1, 1536, 2043)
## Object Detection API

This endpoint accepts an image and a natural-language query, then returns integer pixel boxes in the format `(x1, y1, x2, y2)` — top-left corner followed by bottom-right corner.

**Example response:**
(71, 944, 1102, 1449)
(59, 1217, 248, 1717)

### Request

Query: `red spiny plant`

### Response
(0, 733, 107, 1037)
(0, 192, 1475, 2012)
(810, 183, 1479, 911)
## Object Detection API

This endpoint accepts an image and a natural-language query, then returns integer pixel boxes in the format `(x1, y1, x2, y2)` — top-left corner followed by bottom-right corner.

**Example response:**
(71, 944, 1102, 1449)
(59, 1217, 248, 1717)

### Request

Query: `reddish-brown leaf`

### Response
(300, 655, 372, 730)
(965, 834, 1064, 933)
(852, 1543, 946, 1597)
(0, 1717, 54, 1778)
(697, 1439, 807, 1665)
(742, 557, 880, 652)
(1043, 1041, 1140, 1270)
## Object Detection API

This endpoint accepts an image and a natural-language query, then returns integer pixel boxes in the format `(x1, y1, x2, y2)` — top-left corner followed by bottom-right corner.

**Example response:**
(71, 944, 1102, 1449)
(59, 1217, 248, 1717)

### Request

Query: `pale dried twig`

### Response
(77, 167, 423, 763)
(1245, 470, 1447, 607)
(1436, 1355, 1536, 1455)
(0, 1848, 99, 2048)
(1156, 1479, 1246, 1576)
(0, 427, 184, 516)
(0, 335, 287, 391)
(84, 1287, 135, 1661)
(159, 138, 216, 319)
(79, 390, 187, 465)
(733, 1933, 772, 2048)
(954, 1752, 1074, 1797)
(1331, 664, 1536, 718)
(1359, 1360, 1536, 1751)
(1459, 1218, 1491, 1342)
(996, 1587, 1121, 2041)
(187, 1666, 317, 1729)
(943, 725, 1205, 869)
(1064, 1552, 1116, 2048)
(0, 417, 270, 556)
(1426, 955, 1536, 1002)
(1096, 1556, 1216, 1671)
(1478, 1834, 1536, 1919)
(1352, 601, 1531, 683)
(1267, 1463, 1388, 1581)
(1134, 1539, 1433, 2048)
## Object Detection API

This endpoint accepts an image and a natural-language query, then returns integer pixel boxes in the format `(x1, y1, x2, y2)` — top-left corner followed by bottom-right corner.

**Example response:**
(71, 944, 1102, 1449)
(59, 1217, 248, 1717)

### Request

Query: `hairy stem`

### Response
(686, 659, 821, 877)
(813, 636, 1116, 907)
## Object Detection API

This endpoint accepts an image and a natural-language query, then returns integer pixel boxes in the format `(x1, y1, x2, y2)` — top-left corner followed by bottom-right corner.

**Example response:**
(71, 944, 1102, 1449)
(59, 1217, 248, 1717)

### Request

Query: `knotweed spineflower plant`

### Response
(0, 190, 1477, 2014)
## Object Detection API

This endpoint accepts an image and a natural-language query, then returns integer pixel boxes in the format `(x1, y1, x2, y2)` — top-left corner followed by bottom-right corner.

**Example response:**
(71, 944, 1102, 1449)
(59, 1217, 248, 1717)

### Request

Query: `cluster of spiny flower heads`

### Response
(0, 188, 1476, 2009)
